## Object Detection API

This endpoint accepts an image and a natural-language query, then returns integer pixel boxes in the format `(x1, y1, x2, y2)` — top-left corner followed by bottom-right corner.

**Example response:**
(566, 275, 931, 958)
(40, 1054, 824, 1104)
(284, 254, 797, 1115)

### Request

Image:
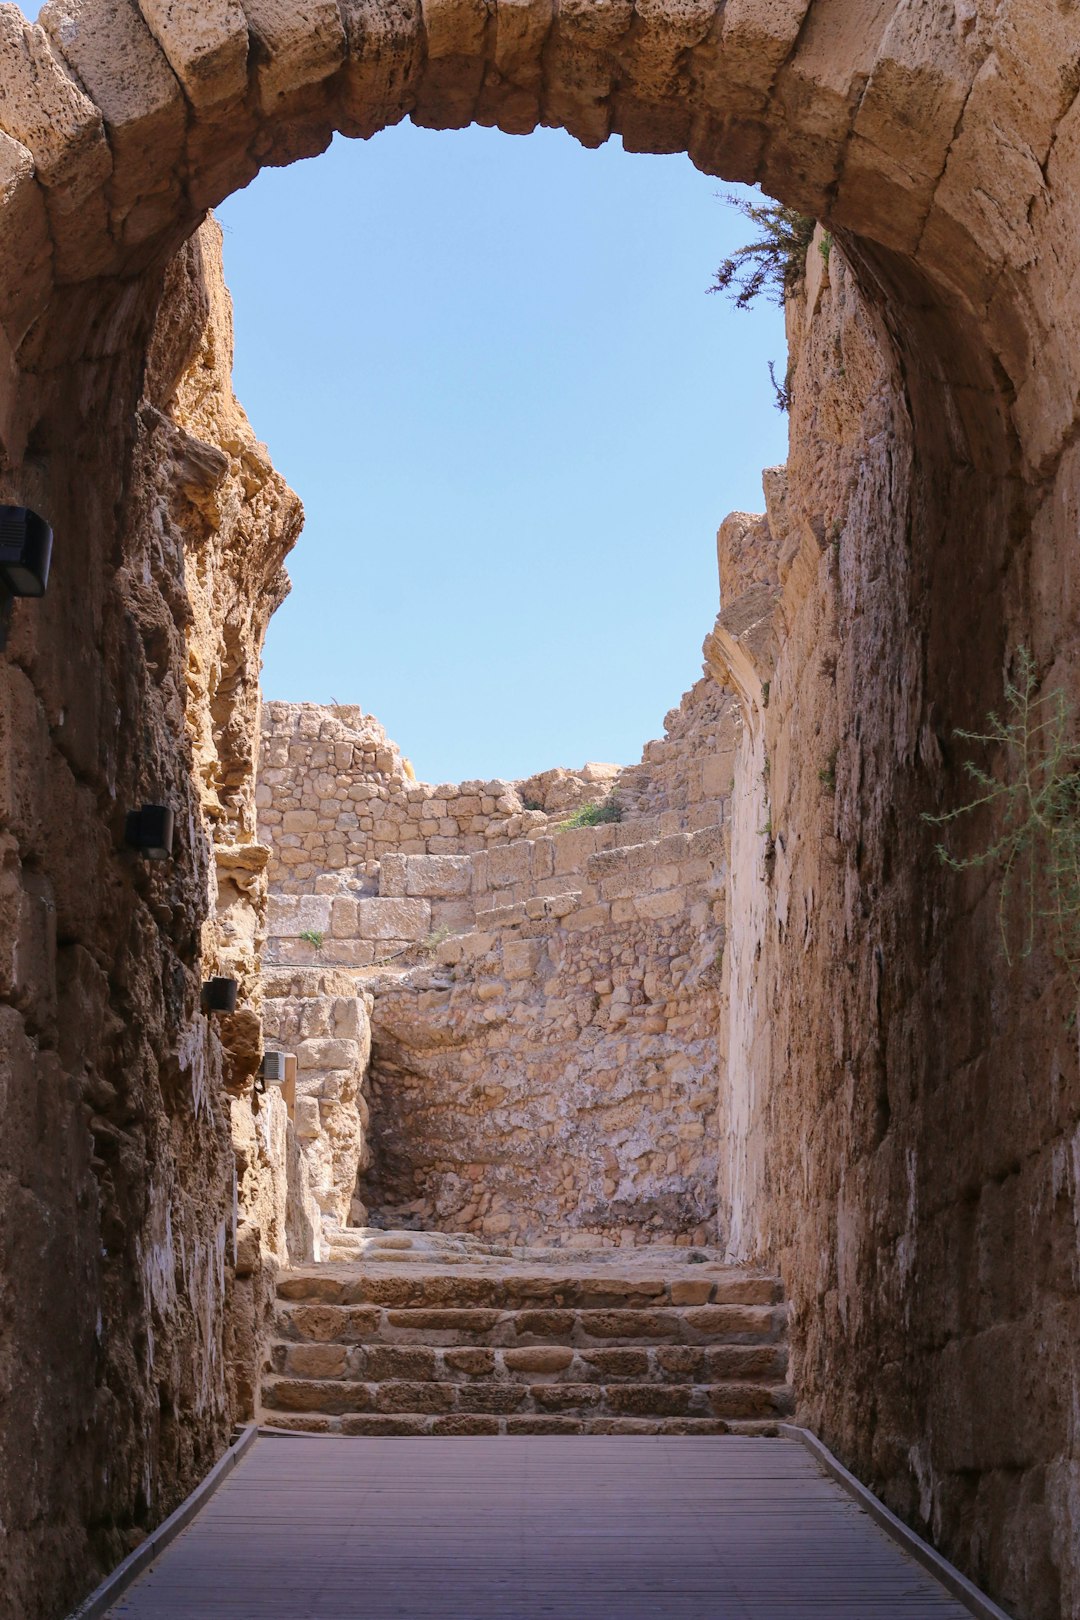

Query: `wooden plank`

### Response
(104, 1436, 984, 1619)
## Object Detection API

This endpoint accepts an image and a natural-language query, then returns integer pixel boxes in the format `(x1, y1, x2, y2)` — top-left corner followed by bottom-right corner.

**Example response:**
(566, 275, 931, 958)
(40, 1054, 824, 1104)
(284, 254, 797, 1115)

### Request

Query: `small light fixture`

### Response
(201, 976, 238, 1014)
(125, 804, 175, 860)
(261, 1051, 288, 1084)
(0, 506, 53, 597)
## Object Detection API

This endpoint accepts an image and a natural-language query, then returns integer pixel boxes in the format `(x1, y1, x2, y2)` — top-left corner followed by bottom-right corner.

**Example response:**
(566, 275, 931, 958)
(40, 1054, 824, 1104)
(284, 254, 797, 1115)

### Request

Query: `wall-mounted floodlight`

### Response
(254, 1050, 288, 1096)
(0, 506, 53, 652)
(0, 506, 52, 597)
(201, 976, 238, 1014)
(125, 804, 175, 860)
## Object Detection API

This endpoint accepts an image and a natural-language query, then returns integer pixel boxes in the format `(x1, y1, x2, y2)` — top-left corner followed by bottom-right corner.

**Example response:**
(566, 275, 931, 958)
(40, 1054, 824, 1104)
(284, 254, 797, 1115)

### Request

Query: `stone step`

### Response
(274, 1300, 787, 1348)
(260, 1414, 782, 1437)
(276, 1266, 782, 1312)
(261, 1375, 792, 1424)
(269, 1341, 789, 1385)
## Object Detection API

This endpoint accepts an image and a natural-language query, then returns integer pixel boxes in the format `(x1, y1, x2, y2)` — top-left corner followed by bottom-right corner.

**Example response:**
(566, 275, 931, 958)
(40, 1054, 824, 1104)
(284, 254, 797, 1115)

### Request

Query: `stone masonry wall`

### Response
(258, 678, 735, 1246)
(716, 233, 1080, 1620)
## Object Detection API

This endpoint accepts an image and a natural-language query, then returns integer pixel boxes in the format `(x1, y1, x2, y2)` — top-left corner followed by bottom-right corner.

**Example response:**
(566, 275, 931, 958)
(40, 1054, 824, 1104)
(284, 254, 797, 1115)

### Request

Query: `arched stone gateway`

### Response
(1, 5, 1080, 1620)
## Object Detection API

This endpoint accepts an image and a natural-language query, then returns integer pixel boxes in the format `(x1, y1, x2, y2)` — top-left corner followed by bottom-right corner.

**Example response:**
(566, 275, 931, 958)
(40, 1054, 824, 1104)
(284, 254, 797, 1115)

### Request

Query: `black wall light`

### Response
(125, 804, 175, 860)
(201, 977, 238, 1014)
(0, 507, 53, 651)
(0, 506, 52, 596)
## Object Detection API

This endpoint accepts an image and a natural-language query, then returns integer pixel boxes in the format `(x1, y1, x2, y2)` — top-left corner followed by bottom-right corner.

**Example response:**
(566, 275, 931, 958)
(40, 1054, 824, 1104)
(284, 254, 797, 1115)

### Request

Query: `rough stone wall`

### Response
(261, 966, 372, 1231)
(258, 681, 734, 1246)
(0, 219, 306, 1620)
(717, 233, 1080, 1620)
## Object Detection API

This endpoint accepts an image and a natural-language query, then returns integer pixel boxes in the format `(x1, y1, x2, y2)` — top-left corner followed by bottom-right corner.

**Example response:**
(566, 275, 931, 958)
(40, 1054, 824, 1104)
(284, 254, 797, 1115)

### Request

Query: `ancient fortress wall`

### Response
(257, 683, 734, 1248)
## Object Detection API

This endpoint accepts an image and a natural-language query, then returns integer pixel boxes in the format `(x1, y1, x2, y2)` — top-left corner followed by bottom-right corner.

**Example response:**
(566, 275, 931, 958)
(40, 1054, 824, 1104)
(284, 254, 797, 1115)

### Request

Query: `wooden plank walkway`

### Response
(106, 1435, 976, 1619)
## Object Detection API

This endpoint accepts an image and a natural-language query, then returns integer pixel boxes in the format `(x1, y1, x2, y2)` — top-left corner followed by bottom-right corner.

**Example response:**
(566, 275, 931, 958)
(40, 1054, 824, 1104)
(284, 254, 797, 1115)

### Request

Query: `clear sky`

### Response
(216, 123, 788, 786)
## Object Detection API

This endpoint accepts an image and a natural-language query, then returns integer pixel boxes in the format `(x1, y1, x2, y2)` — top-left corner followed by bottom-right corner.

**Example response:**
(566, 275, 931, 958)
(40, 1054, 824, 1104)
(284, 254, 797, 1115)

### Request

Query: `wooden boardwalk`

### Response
(106, 1434, 978, 1619)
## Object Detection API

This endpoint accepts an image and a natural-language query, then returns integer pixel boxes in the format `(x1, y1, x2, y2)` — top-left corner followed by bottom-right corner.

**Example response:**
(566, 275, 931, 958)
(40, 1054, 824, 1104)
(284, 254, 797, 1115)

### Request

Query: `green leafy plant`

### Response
(709, 194, 817, 310)
(925, 649, 1080, 984)
(558, 794, 623, 830)
(818, 229, 833, 268)
(522, 798, 544, 813)
(299, 928, 324, 949)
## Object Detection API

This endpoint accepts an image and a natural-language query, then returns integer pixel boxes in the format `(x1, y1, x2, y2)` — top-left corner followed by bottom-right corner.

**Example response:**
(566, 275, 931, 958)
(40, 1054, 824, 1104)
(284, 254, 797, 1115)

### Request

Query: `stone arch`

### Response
(0, 0, 1069, 462)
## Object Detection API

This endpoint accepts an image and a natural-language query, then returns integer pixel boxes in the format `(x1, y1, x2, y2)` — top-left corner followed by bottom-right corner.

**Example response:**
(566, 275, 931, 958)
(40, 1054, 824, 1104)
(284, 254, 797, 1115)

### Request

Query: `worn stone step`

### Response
(260, 1375, 792, 1423)
(260, 1413, 783, 1437)
(276, 1267, 782, 1312)
(270, 1340, 789, 1385)
(274, 1300, 787, 1348)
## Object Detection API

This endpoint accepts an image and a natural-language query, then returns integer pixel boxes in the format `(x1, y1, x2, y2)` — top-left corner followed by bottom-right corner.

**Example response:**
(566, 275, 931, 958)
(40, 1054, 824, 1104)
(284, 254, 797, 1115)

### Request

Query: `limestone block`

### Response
(542, 0, 631, 146)
(0, 9, 113, 279)
(331, 897, 359, 938)
(561, 903, 611, 932)
(554, 827, 597, 876)
(503, 939, 542, 981)
(297, 1037, 357, 1070)
(356, 897, 430, 941)
(294, 1095, 321, 1138)
(474, 0, 551, 131)
(634, 889, 685, 921)
(242, 0, 348, 107)
(137, 0, 249, 108)
(340, 0, 422, 138)
(40, 0, 185, 229)
(404, 854, 471, 897)
(414, 0, 488, 127)
(267, 894, 332, 937)
(0, 129, 50, 341)
(622, 0, 715, 102)
(378, 853, 407, 897)
(486, 840, 531, 888)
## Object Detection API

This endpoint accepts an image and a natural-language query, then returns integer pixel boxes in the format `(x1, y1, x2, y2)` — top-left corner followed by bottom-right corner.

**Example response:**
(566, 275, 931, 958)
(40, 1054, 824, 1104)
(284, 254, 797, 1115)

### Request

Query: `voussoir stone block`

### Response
(339, 0, 423, 137)
(413, 0, 490, 127)
(239, 0, 347, 110)
(137, 0, 250, 109)
(0, 7, 115, 279)
(483, 0, 552, 129)
(40, 0, 185, 228)
(0, 129, 51, 341)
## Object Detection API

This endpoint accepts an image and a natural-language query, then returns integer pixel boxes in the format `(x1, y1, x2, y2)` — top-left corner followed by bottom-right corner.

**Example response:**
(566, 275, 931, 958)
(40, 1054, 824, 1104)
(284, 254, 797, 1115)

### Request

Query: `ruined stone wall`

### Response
(258, 681, 734, 1246)
(717, 233, 1080, 1620)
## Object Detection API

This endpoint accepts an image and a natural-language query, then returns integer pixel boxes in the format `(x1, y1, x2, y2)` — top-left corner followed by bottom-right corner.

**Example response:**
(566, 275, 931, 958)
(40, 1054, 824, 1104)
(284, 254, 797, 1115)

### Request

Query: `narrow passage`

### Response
(107, 1434, 975, 1618)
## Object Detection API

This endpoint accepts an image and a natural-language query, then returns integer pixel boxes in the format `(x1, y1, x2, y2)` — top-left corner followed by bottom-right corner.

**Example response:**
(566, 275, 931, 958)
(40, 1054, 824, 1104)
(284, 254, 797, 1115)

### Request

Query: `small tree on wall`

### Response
(709, 194, 818, 309)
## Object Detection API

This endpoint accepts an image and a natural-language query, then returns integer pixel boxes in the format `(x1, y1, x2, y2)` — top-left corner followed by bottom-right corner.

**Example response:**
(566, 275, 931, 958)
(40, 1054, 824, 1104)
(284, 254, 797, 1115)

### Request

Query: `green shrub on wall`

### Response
(926, 649, 1080, 986)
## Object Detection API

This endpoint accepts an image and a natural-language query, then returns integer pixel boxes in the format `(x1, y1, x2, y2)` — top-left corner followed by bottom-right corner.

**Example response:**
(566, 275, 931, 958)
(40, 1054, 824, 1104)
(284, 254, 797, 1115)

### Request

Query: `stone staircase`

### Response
(259, 1247, 792, 1435)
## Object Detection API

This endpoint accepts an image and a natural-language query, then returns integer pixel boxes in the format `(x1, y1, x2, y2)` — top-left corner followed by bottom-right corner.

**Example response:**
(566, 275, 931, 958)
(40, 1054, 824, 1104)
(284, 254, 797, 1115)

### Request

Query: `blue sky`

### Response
(217, 123, 787, 785)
